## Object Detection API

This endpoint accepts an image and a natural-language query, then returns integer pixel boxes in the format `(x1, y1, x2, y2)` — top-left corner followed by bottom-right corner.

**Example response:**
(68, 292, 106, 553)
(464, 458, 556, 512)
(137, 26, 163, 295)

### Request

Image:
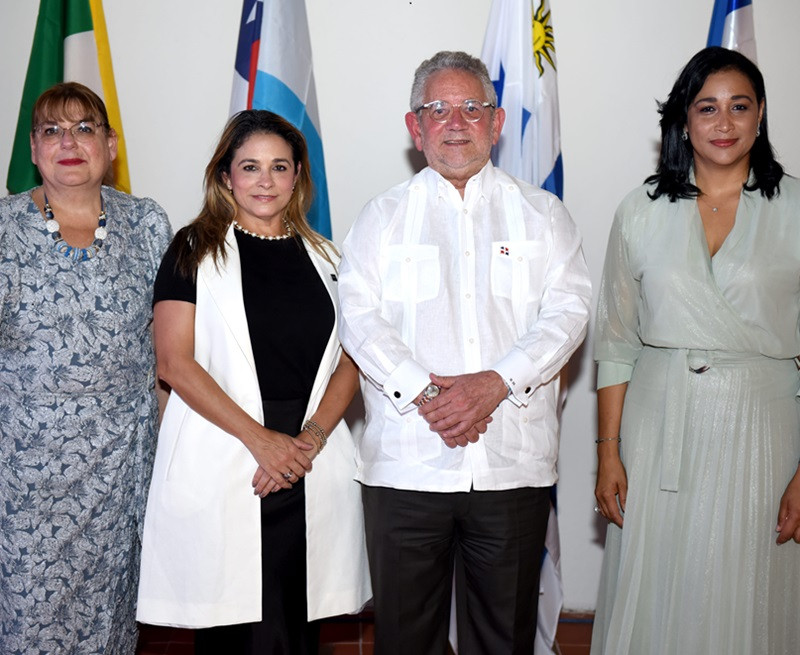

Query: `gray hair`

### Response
(409, 51, 497, 111)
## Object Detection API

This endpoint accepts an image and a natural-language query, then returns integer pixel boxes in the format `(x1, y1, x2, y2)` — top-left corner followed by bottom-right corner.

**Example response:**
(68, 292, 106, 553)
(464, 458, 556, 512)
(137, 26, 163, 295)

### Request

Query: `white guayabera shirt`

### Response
(338, 162, 592, 492)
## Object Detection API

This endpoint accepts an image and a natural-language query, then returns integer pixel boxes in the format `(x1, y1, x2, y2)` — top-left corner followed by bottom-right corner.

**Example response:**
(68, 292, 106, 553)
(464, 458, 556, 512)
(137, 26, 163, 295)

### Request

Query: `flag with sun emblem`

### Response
(481, 4, 564, 654)
(481, 0, 562, 199)
(230, 0, 331, 237)
(707, 0, 757, 62)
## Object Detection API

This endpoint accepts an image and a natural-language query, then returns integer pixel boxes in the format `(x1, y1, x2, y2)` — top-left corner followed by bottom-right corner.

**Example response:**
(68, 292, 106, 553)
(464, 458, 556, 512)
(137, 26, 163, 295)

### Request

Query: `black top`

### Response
(154, 229, 334, 400)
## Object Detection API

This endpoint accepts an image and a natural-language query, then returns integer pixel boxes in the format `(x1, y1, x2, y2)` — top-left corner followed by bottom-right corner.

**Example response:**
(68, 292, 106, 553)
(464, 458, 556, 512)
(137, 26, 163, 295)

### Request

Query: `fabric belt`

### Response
(659, 348, 772, 492)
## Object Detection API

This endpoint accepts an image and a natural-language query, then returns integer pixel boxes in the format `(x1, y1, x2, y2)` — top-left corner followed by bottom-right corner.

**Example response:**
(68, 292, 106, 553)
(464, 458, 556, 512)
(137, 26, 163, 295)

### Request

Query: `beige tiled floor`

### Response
(137, 612, 593, 655)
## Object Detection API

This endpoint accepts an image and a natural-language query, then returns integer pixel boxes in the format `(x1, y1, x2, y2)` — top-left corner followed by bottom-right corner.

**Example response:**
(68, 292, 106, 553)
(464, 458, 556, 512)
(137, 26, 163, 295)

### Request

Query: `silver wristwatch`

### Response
(417, 383, 441, 406)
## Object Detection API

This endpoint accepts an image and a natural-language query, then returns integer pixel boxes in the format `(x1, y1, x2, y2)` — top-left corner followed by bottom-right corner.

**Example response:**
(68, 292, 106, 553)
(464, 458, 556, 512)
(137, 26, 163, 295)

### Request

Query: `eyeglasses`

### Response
(414, 99, 495, 123)
(33, 121, 107, 144)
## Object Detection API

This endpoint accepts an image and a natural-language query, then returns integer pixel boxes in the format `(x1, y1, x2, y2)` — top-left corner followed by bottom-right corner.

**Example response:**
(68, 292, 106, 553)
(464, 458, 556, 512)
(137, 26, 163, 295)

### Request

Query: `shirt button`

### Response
(394, 391, 401, 398)
(405, 257, 411, 262)
(524, 387, 532, 394)
(463, 208, 468, 214)
(465, 251, 471, 256)
(517, 256, 523, 261)
(522, 417, 529, 424)
(465, 293, 471, 299)
(469, 338, 475, 344)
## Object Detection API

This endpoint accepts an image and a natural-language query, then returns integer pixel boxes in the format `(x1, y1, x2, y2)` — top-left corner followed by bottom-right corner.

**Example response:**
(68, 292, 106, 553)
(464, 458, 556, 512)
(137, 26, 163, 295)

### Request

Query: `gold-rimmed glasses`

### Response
(33, 121, 108, 144)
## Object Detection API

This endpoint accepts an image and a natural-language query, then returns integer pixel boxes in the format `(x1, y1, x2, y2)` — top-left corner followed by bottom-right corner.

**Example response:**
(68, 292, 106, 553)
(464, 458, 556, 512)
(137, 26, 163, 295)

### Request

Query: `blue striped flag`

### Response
(707, 0, 757, 62)
(481, 3, 564, 654)
(481, 0, 563, 199)
(231, 0, 331, 237)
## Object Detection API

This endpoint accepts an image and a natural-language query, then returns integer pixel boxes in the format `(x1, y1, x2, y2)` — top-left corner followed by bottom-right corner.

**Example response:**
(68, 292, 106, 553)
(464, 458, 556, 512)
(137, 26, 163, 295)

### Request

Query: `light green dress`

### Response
(591, 176, 800, 655)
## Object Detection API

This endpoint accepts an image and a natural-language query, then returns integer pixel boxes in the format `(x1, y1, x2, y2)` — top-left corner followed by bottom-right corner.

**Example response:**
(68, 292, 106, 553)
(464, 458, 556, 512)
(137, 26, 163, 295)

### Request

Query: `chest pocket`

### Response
(381, 244, 440, 302)
(490, 240, 546, 302)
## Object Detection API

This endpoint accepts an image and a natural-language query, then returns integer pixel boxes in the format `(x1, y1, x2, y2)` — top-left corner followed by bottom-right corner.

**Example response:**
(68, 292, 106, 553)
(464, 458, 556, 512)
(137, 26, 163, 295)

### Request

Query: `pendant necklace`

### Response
(699, 195, 722, 214)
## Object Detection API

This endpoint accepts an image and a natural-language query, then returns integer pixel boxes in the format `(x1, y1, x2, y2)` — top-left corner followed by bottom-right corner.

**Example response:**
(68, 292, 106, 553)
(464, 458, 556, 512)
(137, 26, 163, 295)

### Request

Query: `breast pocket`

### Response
(381, 244, 440, 302)
(490, 240, 546, 302)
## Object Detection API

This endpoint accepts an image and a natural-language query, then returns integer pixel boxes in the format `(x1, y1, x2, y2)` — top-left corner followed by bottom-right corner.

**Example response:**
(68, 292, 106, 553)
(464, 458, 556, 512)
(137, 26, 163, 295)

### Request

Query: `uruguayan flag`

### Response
(231, 0, 331, 237)
(707, 0, 757, 63)
(481, 0, 563, 199)
(481, 3, 564, 654)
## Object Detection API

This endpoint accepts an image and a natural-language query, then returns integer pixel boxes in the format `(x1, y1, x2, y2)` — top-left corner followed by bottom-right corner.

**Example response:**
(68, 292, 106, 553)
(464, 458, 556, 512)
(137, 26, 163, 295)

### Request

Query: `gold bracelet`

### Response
(303, 428, 322, 452)
(303, 420, 328, 452)
(595, 437, 621, 444)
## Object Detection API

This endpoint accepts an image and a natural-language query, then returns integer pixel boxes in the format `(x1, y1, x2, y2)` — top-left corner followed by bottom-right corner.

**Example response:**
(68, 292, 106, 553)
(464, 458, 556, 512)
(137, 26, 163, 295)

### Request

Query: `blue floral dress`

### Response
(0, 187, 172, 654)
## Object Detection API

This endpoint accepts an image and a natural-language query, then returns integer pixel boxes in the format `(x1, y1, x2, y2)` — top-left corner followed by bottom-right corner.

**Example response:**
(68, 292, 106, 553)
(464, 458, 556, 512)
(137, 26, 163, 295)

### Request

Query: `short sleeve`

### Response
(153, 233, 196, 304)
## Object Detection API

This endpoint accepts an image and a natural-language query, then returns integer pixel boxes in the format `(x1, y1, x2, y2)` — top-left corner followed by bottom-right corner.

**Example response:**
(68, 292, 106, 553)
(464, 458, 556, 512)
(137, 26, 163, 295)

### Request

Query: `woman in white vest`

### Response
(137, 110, 371, 654)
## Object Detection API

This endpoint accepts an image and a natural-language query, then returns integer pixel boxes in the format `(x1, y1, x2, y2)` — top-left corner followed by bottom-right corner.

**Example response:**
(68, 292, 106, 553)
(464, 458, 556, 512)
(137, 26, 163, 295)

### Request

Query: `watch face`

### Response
(423, 383, 440, 400)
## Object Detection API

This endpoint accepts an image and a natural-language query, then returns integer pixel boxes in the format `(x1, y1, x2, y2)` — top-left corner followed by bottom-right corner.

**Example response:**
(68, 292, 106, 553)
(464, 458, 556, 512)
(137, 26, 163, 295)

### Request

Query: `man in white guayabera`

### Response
(338, 50, 591, 655)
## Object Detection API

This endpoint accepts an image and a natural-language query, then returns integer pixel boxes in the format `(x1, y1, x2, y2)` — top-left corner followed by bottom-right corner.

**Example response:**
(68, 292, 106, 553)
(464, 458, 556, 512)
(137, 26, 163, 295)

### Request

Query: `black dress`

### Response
(154, 228, 334, 655)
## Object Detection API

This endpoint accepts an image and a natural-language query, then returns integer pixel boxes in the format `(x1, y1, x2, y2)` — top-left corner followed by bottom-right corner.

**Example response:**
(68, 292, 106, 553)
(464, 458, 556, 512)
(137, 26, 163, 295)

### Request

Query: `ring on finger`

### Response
(282, 472, 293, 480)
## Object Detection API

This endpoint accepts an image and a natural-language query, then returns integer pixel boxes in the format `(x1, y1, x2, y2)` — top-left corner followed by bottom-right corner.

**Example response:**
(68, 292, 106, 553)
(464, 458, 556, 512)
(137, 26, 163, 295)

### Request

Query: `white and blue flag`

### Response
(482, 3, 564, 654)
(231, 0, 331, 237)
(707, 0, 757, 62)
(481, 0, 563, 199)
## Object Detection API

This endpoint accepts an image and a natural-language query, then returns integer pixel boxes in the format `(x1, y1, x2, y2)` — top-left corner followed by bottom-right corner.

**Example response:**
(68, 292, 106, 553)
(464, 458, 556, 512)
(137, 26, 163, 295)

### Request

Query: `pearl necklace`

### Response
(232, 219, 293, 241)
(43, 193, 108, 262)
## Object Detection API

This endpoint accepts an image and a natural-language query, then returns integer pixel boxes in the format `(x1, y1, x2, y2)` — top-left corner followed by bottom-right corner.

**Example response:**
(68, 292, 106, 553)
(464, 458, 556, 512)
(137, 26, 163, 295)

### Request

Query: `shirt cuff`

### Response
(491, 348, 541, 408)
(596, 361, 634, 389)
(384, 357, 431, 413)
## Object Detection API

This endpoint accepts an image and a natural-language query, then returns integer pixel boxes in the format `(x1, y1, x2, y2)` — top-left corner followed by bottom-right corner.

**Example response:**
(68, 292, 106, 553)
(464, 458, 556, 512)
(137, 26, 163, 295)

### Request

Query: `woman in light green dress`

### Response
(592, 47, 800, 654)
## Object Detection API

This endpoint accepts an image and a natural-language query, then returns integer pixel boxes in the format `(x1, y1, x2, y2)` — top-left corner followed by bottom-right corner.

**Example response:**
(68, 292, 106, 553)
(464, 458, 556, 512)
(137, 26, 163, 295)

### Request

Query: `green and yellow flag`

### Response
(7, 0, 130, 194)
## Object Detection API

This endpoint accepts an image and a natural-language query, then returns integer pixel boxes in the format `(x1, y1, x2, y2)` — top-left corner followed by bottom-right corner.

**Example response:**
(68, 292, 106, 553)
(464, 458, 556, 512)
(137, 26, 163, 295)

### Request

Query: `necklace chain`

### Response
(699, 188, 742, 214)
(699, 195, 729, 214)
(43, 193, 107, 262)
(232, 219, 293, 241)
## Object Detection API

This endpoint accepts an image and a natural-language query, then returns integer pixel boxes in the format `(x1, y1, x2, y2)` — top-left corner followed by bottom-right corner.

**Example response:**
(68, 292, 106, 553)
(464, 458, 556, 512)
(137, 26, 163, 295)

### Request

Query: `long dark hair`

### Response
(646, 46, 783, 201)
(174, 109, 334, 278)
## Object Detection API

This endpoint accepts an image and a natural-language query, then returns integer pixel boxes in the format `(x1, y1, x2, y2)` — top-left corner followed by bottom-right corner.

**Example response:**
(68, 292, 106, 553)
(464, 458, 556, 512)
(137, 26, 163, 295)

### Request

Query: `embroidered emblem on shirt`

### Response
(500, 246, 510, 256)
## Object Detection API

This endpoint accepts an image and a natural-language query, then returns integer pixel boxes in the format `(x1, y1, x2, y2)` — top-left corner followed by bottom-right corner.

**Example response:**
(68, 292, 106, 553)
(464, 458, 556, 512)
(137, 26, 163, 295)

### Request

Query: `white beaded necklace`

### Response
(232, 219, 293, 241)
(43, 193, 108, 261)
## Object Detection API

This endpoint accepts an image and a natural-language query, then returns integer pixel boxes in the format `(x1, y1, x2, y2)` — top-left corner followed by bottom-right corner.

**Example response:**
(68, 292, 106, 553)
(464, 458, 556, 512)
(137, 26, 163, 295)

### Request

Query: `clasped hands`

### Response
(417, 370, 508, 448)
(249, 427, 319, 498)
(247, 370, 510, 498)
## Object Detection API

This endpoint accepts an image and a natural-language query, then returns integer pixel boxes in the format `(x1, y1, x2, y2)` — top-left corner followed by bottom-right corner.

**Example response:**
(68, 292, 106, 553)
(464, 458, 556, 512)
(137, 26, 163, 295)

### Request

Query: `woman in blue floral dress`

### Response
(0, 83, 172, 654)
